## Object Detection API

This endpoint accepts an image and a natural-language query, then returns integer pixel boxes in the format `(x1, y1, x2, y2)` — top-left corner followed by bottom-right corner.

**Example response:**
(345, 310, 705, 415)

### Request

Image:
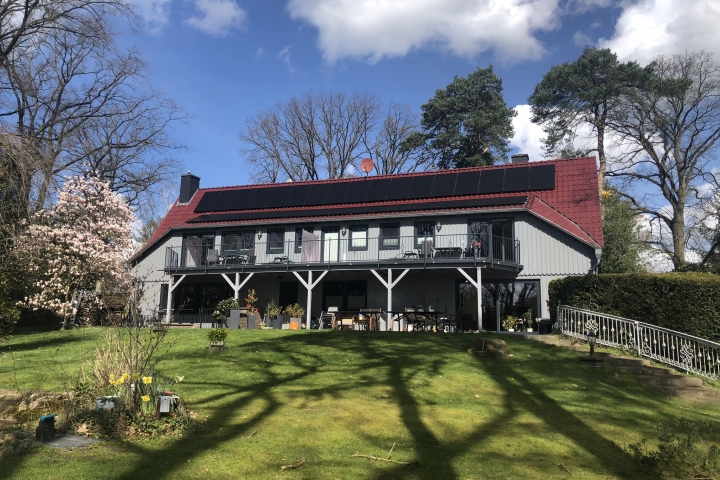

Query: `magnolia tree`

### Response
(20, 176, 135, 329)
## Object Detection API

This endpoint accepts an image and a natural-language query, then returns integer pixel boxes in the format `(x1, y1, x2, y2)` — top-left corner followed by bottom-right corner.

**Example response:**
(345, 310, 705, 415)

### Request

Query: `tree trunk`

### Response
(670, 207, 686, 269)
(597, 113, 606, 193)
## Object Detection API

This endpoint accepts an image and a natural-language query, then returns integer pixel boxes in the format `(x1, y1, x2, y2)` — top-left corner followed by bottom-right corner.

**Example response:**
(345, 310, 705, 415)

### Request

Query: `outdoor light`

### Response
(587, 330, 597, 357)
(341, 227, 347, 236)
(257, 231, 263, 240)
(436, 222, 442, 232)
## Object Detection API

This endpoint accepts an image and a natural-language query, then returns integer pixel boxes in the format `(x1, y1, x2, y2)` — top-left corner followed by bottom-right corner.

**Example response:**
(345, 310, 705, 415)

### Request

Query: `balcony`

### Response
(164, 233, 521, 272)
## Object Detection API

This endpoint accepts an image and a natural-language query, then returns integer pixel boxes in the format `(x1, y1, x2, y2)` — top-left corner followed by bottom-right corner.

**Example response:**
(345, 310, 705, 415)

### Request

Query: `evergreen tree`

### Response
(600, 185, 646, 273)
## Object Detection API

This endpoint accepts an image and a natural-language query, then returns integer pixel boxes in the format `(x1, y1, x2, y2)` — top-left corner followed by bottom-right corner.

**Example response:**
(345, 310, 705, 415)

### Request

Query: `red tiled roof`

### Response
(133, 156, 603, 259)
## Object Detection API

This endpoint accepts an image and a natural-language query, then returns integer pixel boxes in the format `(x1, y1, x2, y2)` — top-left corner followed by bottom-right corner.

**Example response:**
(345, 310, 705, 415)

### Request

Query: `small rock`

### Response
(16, 401, 27, 412)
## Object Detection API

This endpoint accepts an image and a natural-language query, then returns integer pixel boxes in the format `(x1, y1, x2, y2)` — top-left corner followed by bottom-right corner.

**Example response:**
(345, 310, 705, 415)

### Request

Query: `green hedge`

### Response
(548, 273, 720, 342)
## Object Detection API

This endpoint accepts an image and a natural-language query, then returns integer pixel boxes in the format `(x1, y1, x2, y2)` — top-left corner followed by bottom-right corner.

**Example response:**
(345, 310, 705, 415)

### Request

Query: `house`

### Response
(131, 154, 603, 331)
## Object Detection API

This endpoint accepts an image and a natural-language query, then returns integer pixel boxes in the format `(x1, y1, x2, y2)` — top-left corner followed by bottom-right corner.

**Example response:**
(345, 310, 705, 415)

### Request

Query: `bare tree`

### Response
(0, 0, 133, 68)
(607, 51, 720, 269)
(241, 91, 413, 182)
(0, 20, 186, 209)
(363, 102, 430, 175)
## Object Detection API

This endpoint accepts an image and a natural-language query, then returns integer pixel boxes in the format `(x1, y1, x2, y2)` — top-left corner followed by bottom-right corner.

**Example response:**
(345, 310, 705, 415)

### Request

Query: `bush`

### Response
(549, 273, 720, 341)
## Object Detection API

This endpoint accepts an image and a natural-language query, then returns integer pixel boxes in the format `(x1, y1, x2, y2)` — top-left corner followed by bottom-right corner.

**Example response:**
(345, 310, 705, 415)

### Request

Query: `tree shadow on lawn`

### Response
(0, 332, 662, 479)
(0, 335, 84, 354)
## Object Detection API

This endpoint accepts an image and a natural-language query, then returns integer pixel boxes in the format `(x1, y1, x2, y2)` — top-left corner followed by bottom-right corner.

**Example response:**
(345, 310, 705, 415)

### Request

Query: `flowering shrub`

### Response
(212, 298, 239, 321)
(207, 328, 229, 343)
(18, 176, 135, 329)
(245, 288, 258, 315)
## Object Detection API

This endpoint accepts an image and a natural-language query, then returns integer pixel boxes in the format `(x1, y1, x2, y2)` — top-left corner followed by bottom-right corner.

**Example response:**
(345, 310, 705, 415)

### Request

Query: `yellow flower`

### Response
(141, 395, 150, 402)
(109, 374, 116, 383)
(601, 189, 611, 199)
(133, 373, 140, 381)
(122, 373, 130, 381)
(142, 376, 152, 385)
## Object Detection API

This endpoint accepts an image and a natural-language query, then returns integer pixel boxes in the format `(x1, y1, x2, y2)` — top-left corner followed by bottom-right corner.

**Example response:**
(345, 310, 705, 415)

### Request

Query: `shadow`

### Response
(0, 331, 680, 479)
(0, 336, 82, 354)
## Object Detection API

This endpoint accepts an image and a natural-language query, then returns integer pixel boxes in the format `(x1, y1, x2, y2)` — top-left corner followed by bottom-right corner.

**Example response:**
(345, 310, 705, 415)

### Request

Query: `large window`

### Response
(467, 219, 513, 260)
(380, 224, 400, 250)
(183, 234, 215, 267)
(222, 231, 255, 253)
(415, 221, 435, 249)
(267, 229, 285, 254)
(322, 280, 367, 311)
(295, 227, 313, 253)
(348, 225, 368, 251)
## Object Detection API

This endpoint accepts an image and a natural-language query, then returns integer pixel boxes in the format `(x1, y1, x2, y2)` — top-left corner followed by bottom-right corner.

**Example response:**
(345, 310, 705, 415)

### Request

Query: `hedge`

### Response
(548, 273, 720, 342)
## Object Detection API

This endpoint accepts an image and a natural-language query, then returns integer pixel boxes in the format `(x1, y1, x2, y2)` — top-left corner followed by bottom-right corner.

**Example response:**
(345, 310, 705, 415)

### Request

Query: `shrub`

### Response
(283, 303, 305, 318)
(212, 298, 239, 322)
(549, 273, 720, 341)
(207, 328, 228, 343)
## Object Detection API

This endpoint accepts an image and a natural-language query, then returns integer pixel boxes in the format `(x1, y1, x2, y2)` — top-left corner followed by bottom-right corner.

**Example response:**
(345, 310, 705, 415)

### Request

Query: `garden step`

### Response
(605, 357, 651, 368)
(612, 365, 675, 376)
(637, 375, 704, 387)
(659, 387, 720, 403)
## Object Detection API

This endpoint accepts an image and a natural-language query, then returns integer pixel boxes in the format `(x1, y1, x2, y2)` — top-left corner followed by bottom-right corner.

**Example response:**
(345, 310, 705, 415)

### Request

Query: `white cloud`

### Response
(185, 0, 247, 36)
(126, 0, 172, 35)
(509, 105, 546, 161)
(277, 45, 295, 72)
(573, 31, 592, 47)
(255, 47, 265, 59)
(286, 0, 562, 64)
(599, 0, 720, 65)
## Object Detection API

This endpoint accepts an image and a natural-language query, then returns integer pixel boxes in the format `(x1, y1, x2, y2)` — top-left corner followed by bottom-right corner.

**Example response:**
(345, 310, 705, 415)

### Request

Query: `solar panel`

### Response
(285, 185, 310, 207)
(227, 189, 255, 211)
(344, 180, 370, 203)
(453, 171, 481, 196)
(478, 169, 504, 194)
(211, 190, 239, 211)
(503, 166, 530, 192)
(187, 196, 528, 223)
(528, 164, 556, 190)
(194, 191, 220, 213)
(386, 177, 413, 201)
(363, 178, 392, 202)
(325, 182, 349, 205)
(430, 172, 457, 197)
(304, 184, 330, 206)
(407, 175, 434, 199)
(263, 185, 292, 208)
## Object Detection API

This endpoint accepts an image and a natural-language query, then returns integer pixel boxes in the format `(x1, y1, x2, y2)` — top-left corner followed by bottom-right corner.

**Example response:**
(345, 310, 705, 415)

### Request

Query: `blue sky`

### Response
(119, 0, 720, 190)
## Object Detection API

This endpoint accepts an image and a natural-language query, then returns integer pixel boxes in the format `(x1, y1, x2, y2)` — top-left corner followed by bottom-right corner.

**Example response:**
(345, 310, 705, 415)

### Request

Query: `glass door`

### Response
(322, 231, 339, 263)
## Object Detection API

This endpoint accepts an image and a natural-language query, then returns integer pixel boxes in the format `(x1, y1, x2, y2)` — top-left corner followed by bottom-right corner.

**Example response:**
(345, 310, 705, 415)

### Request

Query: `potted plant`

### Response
(245, 288, 259, 329)
(207, 328, 229, 348)
(265, 299, 281, 327)
(502, 315, 518, 332)
(284, 303, 305, 329)
(417, 304, 424, 312)
(521, 310, 535, 332)
(427, 305, 435, 312)
(213, 298, 240, 327)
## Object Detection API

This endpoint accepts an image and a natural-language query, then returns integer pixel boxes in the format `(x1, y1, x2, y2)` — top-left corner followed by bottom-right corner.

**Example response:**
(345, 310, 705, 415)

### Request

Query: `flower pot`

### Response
(507, 328, 514, 332)
(247, 314, 257, 330)
(210, 340, 225, 347)
(289, 317, 302, 330)
(228, 310, 240, 329)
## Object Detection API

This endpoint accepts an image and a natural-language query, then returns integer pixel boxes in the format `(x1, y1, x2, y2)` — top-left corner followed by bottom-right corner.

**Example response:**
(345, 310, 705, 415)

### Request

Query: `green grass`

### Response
(1, 328, 719, 479)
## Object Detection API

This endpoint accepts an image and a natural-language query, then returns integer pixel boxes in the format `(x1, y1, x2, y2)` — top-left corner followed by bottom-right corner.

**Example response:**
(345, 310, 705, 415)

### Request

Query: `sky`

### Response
(118, 0, 720, 191)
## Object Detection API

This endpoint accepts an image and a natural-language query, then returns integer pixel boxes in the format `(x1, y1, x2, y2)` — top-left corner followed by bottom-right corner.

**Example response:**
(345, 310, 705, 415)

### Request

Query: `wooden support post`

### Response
(371, 268, 409, 331)
(293, 271, 328, 329)
(164, 274, 186, 324)
(221, 272, 254, 300)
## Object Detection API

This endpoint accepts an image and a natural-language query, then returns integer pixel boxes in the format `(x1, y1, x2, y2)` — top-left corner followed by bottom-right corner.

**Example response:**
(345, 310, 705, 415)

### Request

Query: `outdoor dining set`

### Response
(319, 307, 461, 333)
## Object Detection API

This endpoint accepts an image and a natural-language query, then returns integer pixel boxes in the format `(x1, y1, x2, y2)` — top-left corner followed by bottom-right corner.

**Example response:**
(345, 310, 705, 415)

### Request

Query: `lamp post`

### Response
(587, 330, 597, 357)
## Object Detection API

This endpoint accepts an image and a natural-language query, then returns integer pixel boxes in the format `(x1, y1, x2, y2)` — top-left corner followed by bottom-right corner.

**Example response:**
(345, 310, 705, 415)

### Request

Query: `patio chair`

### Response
(319, 309, 336, 330)
(244, 246, 256, 265)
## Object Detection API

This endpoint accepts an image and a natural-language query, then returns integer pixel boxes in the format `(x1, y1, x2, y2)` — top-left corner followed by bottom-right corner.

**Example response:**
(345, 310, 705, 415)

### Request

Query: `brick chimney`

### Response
(179, 172, 200, 204)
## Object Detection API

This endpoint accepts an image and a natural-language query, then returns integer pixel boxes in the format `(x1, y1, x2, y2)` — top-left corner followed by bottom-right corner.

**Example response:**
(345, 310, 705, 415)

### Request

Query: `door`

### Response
(322, 231, 339, 263)
(279, 282, 299, 309)
(455, 280, 499, 331)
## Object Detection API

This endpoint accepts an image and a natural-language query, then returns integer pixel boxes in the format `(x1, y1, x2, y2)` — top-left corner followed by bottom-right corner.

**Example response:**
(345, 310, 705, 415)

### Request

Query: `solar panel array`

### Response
(195, 164, 554, 213)
(188, 196, 529, 224)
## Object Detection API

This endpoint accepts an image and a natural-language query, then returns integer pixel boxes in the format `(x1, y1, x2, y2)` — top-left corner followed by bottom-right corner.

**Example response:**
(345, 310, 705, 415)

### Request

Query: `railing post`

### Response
(634, 321, 641, 357)
(556, 301, 561, 333)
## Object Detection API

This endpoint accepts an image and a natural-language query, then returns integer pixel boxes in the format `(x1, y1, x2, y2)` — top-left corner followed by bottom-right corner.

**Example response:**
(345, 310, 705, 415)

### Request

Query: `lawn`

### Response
(1, 328, 718, 479)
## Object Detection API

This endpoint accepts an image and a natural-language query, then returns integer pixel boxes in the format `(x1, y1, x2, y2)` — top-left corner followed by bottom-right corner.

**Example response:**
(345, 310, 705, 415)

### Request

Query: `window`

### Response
(183, 234, 214, 267)
(222, 231, 255, 253)
(380, 224, 400, 250)
(159, 284, 169, 312)
(267, 229, 285, 254)
(467, 219, 513, 260)
(414, 221, 435, 248)
(348, 225, 368, 251)
(295, 227, 313, 253)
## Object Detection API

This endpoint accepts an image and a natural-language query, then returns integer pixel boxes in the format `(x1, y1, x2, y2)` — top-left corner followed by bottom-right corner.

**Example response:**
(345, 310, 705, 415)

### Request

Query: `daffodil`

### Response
(122, 373, 130, 381)
(109, 374, 116, 383)
(142, 376, 152, 385)
(133, 373, 140, 381)
(141, 395, 150, 402)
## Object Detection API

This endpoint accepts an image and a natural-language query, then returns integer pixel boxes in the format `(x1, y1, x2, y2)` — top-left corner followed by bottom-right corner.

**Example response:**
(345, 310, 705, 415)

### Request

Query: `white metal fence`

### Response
(557, 304, 720, 380)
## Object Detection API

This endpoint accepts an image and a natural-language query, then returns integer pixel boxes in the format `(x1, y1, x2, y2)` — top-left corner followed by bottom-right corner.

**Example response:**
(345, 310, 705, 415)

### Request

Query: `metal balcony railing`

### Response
(164, 233, 520, 270)
(557, 305, 720, 380)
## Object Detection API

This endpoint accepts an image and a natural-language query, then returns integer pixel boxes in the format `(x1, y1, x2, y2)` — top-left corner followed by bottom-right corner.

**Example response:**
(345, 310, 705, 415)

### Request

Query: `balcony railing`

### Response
(165, 233, 520, 270)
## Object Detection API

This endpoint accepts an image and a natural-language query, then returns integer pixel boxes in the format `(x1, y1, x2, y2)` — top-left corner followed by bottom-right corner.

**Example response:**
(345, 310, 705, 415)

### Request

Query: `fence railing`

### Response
(165, 233, 520, 270)
(557, 305, 720, 380)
